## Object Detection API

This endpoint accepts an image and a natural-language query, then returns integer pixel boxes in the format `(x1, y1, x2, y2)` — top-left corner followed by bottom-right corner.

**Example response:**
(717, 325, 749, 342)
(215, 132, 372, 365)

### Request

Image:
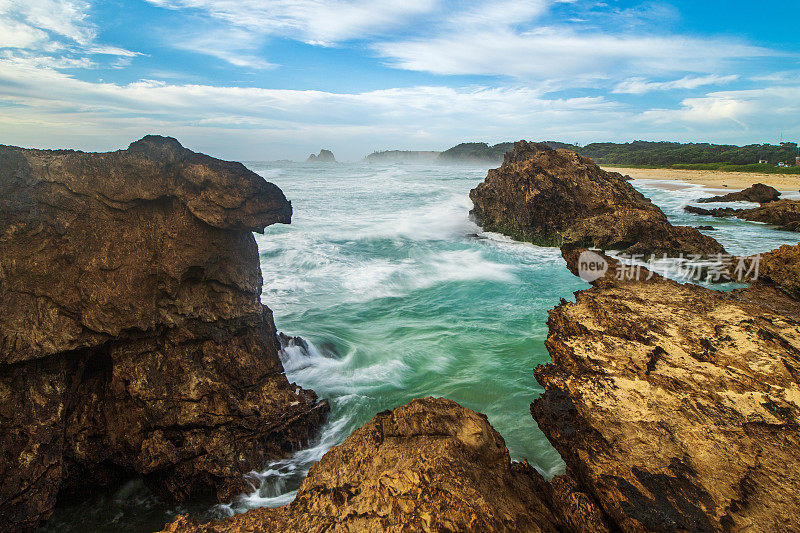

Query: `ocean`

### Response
(42, 162, 800, 531)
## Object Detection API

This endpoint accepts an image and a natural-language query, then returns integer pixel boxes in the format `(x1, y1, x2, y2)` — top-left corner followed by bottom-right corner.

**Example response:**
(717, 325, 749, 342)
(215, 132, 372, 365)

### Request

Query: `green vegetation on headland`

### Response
(366, 140, 800, 172)
(577, 141, 800, 174)
(670, 163, 800, 174)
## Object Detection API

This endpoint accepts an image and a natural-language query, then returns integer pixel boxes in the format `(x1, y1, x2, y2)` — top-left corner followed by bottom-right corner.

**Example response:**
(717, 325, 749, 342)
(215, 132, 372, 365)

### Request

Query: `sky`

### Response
(0, 0, 799, 161)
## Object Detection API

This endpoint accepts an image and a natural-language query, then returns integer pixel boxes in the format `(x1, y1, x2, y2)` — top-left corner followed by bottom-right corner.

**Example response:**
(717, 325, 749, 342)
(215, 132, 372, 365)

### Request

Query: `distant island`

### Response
(363, 140, 800, 173)
(308, 149, 336, 162)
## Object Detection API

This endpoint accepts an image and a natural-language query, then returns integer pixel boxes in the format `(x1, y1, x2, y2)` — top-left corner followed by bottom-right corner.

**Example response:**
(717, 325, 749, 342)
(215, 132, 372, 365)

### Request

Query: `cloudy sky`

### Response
(0, 0, 798, 160)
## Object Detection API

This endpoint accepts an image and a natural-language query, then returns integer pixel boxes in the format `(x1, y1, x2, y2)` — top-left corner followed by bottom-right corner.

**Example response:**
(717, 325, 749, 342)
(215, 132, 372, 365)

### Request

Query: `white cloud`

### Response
(145, 0, 437, 45)
(375, 28, 770, 79)
(170, 28, 276, 69)
(0, 55, 627, 158)
(613, 74, 740, 95)
(0, 0, 139, 68)
(639, 85, 800, 132)
(2, 52, 798, 161)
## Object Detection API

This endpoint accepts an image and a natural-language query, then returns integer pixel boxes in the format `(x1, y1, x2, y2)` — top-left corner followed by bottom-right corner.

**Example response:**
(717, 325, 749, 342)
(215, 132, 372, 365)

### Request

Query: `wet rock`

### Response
(686, 199, 800, 232)
(306, 149, 336, 163)
(277, 332, 310, 353)
(751, 243, 800, 300)
(0, 136, 328, 531)
(697, 183, 780, 204)
(532, 246, 800, 532)
(696, 225, 716, 230)
(161, 397, 611, 533)
(469, 141, 725, 256)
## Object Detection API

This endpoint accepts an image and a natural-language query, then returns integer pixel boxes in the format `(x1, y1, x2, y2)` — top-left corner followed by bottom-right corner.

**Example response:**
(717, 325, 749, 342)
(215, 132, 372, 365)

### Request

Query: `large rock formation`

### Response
(0, 136, 328, 531)
(469, 141, 725, 256)
(697, 183, 781, 204)
(306, 149, 336, 163)
(686, 199, 800, 232)
(531, 246, 800, 532)
(163, 397, 611, 533)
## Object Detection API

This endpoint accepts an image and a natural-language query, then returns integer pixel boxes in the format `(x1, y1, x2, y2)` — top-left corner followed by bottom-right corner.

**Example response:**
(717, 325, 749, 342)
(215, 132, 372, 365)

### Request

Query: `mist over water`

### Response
(41, 162, 800, 531)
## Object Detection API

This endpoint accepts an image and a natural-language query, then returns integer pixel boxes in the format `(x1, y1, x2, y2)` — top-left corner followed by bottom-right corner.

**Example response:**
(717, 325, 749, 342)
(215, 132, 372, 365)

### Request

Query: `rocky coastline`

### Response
(686, 198, 800, 232)
(4, 138, 800, 532)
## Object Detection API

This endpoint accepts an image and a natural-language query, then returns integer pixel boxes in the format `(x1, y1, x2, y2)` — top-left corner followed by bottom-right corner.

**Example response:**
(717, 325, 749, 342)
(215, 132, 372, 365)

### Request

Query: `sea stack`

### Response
(307, 149, 336, 162)
(469, 141, 725, 256)
(0, 136, 328, 531)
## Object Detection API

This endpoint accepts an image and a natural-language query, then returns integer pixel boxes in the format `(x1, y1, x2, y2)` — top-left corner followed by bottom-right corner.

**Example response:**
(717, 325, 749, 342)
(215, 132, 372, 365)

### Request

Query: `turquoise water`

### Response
(222, 162, 800, 514)
(41, 163, 800, 530)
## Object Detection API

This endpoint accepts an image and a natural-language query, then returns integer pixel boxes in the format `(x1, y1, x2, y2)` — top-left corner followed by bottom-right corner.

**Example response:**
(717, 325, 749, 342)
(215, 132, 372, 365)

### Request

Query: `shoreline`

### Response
(603, 166, 800, 191)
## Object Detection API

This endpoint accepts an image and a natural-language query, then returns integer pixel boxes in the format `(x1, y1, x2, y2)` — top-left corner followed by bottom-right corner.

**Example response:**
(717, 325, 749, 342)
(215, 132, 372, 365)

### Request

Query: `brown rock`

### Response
(161, 397, 611, 533)
(0, 136, 328, 531)
(749, 243, 800, 300)
(686, 199, 800, 232)
(532, 246, 800, 532)
(697, 183, 781, 204)
(469, 141, 725, 256)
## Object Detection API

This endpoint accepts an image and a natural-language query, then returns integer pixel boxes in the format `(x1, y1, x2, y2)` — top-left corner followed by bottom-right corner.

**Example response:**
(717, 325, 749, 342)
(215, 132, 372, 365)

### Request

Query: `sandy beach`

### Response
(603, 166, 800, 191)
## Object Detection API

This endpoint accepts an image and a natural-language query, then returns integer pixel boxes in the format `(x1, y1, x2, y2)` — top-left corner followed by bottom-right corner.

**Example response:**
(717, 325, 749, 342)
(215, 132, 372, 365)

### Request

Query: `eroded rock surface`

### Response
(686, 199, 800, 232)
(0, 136, 328, 531)
(163, 397, 612, 533)
(531, 246, 800, 532)
(469, 141, 724, 256)
(697, 183, 781, 204)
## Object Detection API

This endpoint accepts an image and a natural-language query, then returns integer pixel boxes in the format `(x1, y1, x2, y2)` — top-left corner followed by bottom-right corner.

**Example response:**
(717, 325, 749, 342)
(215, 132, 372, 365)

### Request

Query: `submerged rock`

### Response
(0, 136, 328, 531)
(686, 199, 800, 232)
(697, 182, 781, 204)
(306, 149, 336, 163)
(162, 397, 611, 533)
(531, 246, 800, 532)
(469, 141, 725, 256)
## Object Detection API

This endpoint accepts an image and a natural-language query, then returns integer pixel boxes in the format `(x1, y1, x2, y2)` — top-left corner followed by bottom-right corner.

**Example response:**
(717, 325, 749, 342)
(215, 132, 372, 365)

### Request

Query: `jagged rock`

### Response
(162, 397, 611, 533)
(0, 136, 328, 531)
(531, 246, 800, 532)
(277, 332, 310, 353)
(306, 149, 336, 163)
(686, 199, 800, 232)
(469, 141, 725, 256)
(753, 244, 800, 300)
(697, 183, 781, 204)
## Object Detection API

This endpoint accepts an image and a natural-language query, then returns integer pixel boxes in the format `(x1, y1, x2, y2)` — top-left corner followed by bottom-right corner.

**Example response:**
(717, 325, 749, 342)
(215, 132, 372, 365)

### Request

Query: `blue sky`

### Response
(0, 0, 799, 160)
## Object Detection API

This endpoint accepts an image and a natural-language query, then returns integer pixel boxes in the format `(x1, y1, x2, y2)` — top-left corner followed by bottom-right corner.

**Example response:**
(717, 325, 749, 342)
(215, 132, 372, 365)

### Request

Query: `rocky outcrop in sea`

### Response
(307, 149, 336, 163)
(469, 141, 725, 256)
(0, 136, 328, 531)
(686, 198, 800, 232)
(697, 182, 781, 204)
